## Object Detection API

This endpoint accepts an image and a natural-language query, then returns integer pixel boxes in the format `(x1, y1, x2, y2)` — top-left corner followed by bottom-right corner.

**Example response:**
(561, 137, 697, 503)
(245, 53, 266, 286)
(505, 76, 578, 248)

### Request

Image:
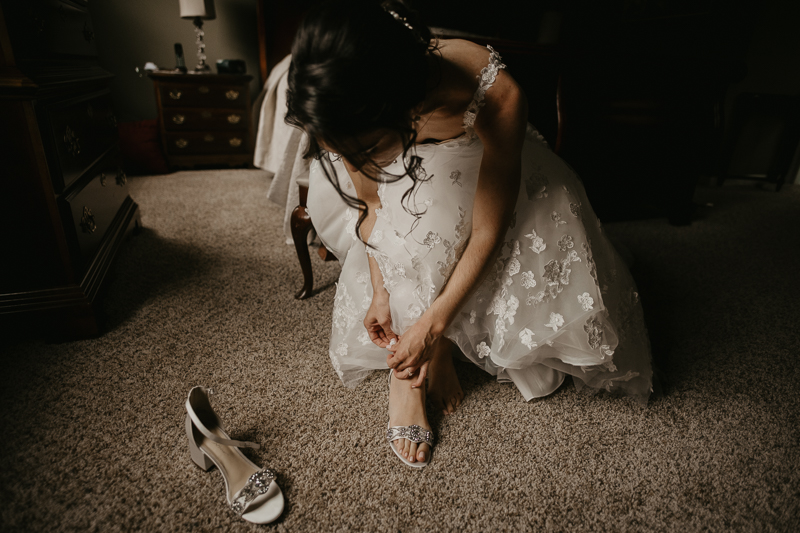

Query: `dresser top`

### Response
(148, 71, 253, 84)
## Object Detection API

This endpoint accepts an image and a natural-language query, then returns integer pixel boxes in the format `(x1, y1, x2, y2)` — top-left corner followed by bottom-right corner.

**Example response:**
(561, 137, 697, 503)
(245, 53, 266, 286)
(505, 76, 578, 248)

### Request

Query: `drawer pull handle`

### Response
(64, 126, 81, 156)
(227, 114, 241, 124)
(229, 137, 242, 147)
(176, 138, 188, 148)
(225, 90, 240, 101)
(204, 134, 215, 142)
(198, 86, 210, 94)
(100, 172, 107, 187)
(172, 114, 185, 125)
(81, 207, 96, 234)
(169, 90, 182, 100)
(116, 168, 127, 186)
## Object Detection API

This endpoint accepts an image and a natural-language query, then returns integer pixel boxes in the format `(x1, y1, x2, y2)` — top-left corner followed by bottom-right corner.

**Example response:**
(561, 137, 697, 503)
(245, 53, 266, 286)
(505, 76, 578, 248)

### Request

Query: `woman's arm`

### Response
(343, 160, 399, 347)
(387, 69, 529, 384)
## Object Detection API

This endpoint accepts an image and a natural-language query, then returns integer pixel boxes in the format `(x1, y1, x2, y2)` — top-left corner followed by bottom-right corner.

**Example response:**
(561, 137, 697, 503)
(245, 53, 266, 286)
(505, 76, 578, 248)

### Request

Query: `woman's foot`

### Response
(427, 338, 464, 415)
(388, 371, 432, 464)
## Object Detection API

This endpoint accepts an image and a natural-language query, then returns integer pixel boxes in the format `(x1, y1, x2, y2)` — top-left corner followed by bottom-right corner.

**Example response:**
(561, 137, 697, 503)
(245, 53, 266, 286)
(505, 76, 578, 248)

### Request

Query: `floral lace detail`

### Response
(521, 271, 537, 289)
(476, 341, 491, 358)
(333, 282, 359, 335)
(569, 203, 581, 217)
(525, 164, 549, 199)
(551, 211, 566, 227)
(469, 309, 477, 324)
(545, 312, 565, 332)
(462, 46, 506, 139)
(519, 328, 537, 349)
(578, 292, 595, 311)
(355, 271, 369, 284)
(450, 169, 462, 187)
(369, 229, 384, 244)
(525, 228, 546, 254)
(367, 249, 398, 293)
(423, 231, 441, 249)
(411, 254, 435, 310)
(437, 206, 469, 281)
(581, 241, 599, 286)
(361, 291, 371, 310)
(357, 331, 371, 345)
(343, 209, 358, 241)
(406, 303, 423, 320)
(584, 315, 604, 349)
(485, 240, 522, 347)
(526, 251, 581, 307)
(557, 234, 574, 251)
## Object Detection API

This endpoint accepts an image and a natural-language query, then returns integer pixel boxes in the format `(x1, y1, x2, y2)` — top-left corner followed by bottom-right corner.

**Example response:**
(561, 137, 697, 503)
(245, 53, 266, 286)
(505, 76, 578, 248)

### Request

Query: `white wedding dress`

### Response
(307, 47, 653, 403)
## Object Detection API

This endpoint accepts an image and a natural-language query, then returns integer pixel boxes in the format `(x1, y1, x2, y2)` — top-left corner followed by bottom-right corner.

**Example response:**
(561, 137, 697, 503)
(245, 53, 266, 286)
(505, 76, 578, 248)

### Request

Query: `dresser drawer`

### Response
(159, 83, 247, 108)
(60, 152, 130, 269)
(3, 0, 98, 63)
(165, 131, 249, 155)
(162, 108, 249, 131)
(43, 90, 119, 192)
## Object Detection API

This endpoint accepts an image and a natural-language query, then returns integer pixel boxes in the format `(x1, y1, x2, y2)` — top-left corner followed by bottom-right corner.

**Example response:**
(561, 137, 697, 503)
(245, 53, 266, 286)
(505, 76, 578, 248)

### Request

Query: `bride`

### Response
(285, 0, 653, 467)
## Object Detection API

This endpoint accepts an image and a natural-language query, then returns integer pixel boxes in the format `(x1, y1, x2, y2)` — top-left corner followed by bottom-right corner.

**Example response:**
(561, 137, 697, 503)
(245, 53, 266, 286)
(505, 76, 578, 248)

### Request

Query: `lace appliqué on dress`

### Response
(462, 46, 506, 140)
(333, 283, 359, 335)
(437, 206, 469, 281)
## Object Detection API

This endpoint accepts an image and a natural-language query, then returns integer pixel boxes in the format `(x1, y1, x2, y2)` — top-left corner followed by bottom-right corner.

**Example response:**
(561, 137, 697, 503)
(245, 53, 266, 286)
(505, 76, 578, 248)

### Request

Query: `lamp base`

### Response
(191, 17, 211, 75)
(189, 65, 212, 74)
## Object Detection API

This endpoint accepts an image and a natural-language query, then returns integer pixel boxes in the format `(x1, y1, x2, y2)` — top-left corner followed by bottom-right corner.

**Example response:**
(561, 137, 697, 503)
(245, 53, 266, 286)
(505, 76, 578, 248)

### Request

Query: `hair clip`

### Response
(385, 9, 414, 31)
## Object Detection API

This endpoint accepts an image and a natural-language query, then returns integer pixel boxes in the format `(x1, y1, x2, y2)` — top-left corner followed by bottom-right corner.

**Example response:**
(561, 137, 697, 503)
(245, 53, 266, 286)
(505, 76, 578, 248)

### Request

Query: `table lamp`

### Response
(179, 0, 216, 73)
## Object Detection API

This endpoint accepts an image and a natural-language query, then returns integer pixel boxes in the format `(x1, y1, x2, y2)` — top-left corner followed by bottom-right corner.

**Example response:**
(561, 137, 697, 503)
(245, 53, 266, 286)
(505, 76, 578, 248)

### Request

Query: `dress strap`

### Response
(462, 45, 507, 138)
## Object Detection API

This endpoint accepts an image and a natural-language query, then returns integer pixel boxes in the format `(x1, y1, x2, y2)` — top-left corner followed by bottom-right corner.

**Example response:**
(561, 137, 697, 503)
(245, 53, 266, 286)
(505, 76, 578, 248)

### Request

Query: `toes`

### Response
(402, 438, 410, 459)
(418, 444, 429, 462)
(408, 442, 418, 463)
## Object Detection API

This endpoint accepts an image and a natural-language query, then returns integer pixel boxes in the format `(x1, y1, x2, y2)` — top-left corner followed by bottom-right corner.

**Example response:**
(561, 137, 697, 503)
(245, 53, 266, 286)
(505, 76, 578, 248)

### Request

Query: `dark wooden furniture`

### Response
(0, 0, 140, 339)
(148, 72, 254, 170)
(717, 92, 800, 191)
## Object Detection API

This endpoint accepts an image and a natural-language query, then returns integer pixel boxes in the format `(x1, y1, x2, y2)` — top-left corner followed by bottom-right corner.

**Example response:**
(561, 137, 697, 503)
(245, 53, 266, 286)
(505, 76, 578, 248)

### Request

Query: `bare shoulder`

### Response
(435, 39, 523, 108)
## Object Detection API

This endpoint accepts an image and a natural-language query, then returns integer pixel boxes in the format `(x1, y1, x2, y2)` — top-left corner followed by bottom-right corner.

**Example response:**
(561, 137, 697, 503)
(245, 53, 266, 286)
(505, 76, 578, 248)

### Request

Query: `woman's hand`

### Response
(386, 315, 438, 388)
(364, 291, 397, 348)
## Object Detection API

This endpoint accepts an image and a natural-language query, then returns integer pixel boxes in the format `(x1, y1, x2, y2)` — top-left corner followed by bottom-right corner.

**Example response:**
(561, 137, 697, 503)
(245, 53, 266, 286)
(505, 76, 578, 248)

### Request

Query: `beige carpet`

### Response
(1, 170, 798, 532)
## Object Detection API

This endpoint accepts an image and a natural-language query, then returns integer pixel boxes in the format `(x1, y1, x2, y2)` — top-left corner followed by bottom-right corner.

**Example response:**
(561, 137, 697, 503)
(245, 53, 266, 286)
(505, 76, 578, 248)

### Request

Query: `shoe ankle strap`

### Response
(186, 387, 261, 450)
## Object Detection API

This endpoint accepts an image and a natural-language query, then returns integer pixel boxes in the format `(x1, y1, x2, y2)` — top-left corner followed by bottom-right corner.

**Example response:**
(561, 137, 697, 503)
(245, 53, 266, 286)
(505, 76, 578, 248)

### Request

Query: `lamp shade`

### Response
(179, 0, 216, 20)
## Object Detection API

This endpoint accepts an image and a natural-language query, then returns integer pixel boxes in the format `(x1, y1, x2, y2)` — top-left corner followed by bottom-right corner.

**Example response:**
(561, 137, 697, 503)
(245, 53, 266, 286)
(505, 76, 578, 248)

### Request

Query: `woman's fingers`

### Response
(411, 361, 428, 388)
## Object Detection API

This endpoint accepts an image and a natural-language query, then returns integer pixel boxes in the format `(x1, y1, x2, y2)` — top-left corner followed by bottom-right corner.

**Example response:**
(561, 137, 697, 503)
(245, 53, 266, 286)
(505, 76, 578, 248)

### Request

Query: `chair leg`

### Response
(291, 204, 314, 299)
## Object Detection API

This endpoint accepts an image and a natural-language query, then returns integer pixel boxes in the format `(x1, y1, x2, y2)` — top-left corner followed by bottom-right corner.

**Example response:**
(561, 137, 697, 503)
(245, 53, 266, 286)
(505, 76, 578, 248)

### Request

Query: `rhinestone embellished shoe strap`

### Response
(386, 424, 434, 446)
(230, 469, 276, 516)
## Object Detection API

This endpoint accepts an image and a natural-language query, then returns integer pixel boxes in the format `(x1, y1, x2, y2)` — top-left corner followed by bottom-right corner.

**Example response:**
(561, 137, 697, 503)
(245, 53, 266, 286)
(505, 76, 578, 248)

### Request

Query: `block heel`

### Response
(185, 413, 215, 471)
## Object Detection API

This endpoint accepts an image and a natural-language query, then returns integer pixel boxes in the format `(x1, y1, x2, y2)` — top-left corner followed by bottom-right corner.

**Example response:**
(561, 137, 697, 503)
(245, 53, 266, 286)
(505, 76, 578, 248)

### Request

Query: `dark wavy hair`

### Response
(285, 0, 439, 243)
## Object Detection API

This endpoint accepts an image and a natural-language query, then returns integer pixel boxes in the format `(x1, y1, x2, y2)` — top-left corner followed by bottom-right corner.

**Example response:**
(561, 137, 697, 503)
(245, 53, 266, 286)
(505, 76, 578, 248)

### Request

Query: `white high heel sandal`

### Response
(185, 386, 284, 523)
(386, 370, 434, 468)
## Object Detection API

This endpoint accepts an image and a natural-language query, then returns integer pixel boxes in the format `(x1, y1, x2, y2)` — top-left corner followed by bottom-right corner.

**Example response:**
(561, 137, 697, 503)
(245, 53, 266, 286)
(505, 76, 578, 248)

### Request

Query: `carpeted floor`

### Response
(1, 170, 798, 532)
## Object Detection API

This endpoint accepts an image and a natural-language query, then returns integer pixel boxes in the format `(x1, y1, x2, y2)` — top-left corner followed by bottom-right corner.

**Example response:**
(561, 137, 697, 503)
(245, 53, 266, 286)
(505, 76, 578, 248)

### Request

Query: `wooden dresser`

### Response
(148, 72, 254, 170)
(0, 0, 140, 339)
